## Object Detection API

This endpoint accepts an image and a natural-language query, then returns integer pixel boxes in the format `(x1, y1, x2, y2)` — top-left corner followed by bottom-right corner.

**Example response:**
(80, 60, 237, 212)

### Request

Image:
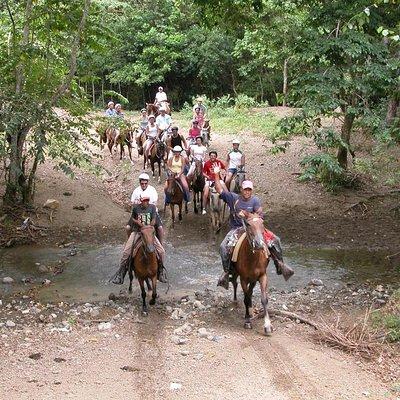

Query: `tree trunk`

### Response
(101, 79, 104, 104)
(282, 58, 288, 106)
(337, 111, 355, 170)
(92, 78, 95, 107)
(385, 98, 398, 126)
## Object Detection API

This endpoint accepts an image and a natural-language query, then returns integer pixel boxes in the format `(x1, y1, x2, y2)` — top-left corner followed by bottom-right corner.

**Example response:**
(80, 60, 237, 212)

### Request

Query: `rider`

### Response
(202, 151, 226, 215)
(154, 86, 168, 108)
(144, 114, 159, 160)
(192, 97, 207, 117)
(115, 103, 124, 118)
(225, 139, 245, 189)
(193, 106, 205, 129)
(165, 145, 191, 203)
(139, 108, 148, 132)
(111, 195, 166, 284)
(156, 107, 172, 141)
(187, 136, 207, 185)
(131, 173, 164, 245)
(105, 101, 116, 117)
(167, 126, 188, 159)
(187, 120, 201, 145)
(213, 169, 294, 289)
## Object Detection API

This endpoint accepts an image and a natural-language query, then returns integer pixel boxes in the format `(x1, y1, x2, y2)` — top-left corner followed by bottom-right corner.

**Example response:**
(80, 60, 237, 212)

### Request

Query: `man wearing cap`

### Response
(213, 168, 294, 289)
(166, 126, 188, 159)
(112, 194, 166, 284)
(105, 101, 116, 117)
(156, 107, 172, 141)
(154, 86, 168, 107)
(225, 139, 245, 189)
(130, 173, 164, 245)
(192, 97, 207, 117)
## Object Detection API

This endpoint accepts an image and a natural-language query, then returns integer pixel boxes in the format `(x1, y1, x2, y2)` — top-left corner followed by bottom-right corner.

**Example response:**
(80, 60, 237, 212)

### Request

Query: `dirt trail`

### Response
(1, 108, 399, 399)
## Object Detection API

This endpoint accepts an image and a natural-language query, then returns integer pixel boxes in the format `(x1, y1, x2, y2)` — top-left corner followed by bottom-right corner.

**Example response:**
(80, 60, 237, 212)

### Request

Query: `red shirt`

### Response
(188, 127, 201, 139)
(203, 159, 225, 180)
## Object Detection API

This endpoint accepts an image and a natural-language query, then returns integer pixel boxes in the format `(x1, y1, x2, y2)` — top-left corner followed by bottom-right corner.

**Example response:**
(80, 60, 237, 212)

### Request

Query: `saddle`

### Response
(230, 229, 273, 262)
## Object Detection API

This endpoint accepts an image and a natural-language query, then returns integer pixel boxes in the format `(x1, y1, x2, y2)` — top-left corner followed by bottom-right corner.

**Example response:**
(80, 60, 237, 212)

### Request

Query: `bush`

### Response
(234, 94, 258, 110)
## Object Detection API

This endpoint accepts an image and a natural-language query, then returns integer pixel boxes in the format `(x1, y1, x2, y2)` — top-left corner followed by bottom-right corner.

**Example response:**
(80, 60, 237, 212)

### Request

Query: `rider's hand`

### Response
(213, 166, 221, 174)
(238, 210, 246, 219)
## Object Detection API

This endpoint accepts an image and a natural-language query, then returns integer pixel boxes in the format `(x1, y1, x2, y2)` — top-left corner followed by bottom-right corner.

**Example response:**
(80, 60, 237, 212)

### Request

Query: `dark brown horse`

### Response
(146, 139, 165, 183)
(116, 125, 134, 161)
(136, 129, 146, 157)
(231, 212, 272, 335)
(105, 126, 119, 154)
(191, 159, 205, 214)
(146, 103, 159, 117)
(165, 172, 186, 227)
(230, 166, 246, 194)
(128, 225, 158, 315)
(209, 185, 223, 233)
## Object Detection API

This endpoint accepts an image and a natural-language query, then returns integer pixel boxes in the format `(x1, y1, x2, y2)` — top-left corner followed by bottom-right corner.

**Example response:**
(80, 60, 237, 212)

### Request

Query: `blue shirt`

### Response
(220, 191, 262, 229)
(105, 109, 116, 117)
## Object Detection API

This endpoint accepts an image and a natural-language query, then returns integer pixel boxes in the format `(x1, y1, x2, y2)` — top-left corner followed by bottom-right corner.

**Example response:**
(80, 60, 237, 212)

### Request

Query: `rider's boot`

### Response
(269, 245, 294, 281)
(111, 264, 129, 285)
(157, 261, 168, 283)
(217, 270, 230, 290)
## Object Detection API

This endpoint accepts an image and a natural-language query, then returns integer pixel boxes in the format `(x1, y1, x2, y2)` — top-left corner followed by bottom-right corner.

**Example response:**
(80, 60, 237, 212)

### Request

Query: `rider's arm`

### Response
(214, 170, 225, 194)
(181, 135, 188, 150)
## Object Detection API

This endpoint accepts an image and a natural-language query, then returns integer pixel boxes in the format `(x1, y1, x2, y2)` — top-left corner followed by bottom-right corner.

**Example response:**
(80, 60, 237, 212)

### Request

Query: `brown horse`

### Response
(229, 166, 246, 194)
(201, 120, 211, 147)
(146, 103, 159, 117)
(105, 126, 118, 154)
(209, 185, 223, 233)
(191, 159, 205, 214)
(116, 126, 134, 161)
(128, 225, 158, 315)
(231, 213, 272, 335)
(165, 172, 186, 227)
(147, 139, 166, 183)
(136, 129, 146, 157)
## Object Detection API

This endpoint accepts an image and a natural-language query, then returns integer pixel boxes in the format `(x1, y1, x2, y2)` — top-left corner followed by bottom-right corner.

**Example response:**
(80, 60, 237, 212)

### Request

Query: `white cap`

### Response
(148, 114, 155, 119)
(232, 139, 240, 144)
(172, 145, 182, 152)
(158, 86, 163, 90)
(107, 101, 114, 107)
(140, 194, 150, 202)
(159, 107, 166, 112)
(139, 173, 150, 181)
(242, 180, 253, 190)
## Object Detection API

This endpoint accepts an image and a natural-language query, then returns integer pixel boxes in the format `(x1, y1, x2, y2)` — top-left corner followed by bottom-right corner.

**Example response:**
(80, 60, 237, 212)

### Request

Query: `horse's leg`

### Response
(138, 278, 148, 315)
(149, 276, 157, 305)
(170, 204, 175, 228)
(128, 265, 133, 294)
(259, 274, 272, 336)
(179, 202, 183, 220)
(158, 161, 161, 183)
(232, 273, 238, 302)
(194, 191, 198, 214)
(241, 278, 254, 329)
(120, 143, 123, 160)
(145, 277, 152, 291)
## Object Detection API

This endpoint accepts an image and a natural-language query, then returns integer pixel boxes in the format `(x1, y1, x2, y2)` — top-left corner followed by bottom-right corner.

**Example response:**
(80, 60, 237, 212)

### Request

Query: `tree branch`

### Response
(51, 0, 91, 105)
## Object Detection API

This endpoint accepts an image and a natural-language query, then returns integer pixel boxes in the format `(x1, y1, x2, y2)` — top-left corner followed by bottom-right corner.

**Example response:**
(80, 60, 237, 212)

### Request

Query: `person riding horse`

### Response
(105, 101, 116, 117)
(192, 97, 207, 117)
(213, 168, 294, 289)
(225, 139, 245, 189)
(202, 151, 226, 215)
(167, 126, 188, 160)
(111, 195, 167, 284)
(186, 136, 207, 186)
(156, 107, 172, 142)
(154, 86, 168, 108)
(131, 173, 164, 246)
(187, 120, 201, 146)
(144, 114, 159, 161)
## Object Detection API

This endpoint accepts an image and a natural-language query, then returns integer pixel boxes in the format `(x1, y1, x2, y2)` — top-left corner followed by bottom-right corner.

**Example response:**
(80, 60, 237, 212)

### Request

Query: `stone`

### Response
(309, 279, 324, 287)
(193, 300, 206, 310)
(170, 335, 188, 345)
(43, 199, 60, 210)
(37, 265, 49, 273)
(98, 322, 112, 331)
(174, 323, 192, 336)
(170, 382, 182, 391)
(198, 327, 209, 338)
(29, 353, 42, 360)
(2, 277, 14, 284)
(6, 320, 16, 328)
(171, 308, 186, 320)
(42, 279, 52, 286)
(90, 309, 100, 318)
(180, 350, 190, 356)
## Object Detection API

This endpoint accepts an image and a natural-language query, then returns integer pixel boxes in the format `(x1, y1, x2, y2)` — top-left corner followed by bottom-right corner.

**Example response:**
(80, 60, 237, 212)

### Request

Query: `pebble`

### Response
(180, 350, 190, 356)
(90, 309, 100, 317)
(6, 320, 16, 328)
(38, 265, 49, 273)
(170, 382, 182, 391)
(198, 327, 209, 338)
(42, 279, 52, 286)
(98, 322, 113, 331)
(170, 335, 188, 345)
(193, 300, 206, 310)
(173, 323, 192, 336)
(309, 278, 324, 287)
(2, 277, 14, 284)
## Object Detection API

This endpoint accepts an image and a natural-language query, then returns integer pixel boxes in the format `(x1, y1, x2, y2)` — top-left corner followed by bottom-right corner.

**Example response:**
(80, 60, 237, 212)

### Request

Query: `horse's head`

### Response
(140, 225, 155, 253)
(241, 212, 265, 250)
(156, 139, 166, 157)
(166, 171, 177, 194)
(236, 168, 246, 189)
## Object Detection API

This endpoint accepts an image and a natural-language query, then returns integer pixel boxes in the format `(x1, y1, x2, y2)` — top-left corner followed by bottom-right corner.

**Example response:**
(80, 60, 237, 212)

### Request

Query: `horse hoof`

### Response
(264, 327, 273, 336)
(244, 322, 252, 329)
(142, 311, 148, 317)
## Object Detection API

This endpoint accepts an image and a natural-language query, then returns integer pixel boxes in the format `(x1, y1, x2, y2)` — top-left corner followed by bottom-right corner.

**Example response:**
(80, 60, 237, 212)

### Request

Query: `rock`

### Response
(375, 284, 384, 292)
(37, 265, 49, 273)
(43, 199, 60, 210)
(165, 305, 173, 313)
(282, 304, 289, 311)
(121, 365, 139, 372)
(28, 353, 42, 360)
(6, 320, 16, 328)
(169, 382, 182, 391)
(171, 308, 186, 320)
(193, 300, 206, 311)
(21, 277, 34, 283)
(98, 322, 112, 331)
(2, 277, 14, 284)
(42, 279, 52, 286)
(309, 279, 324, 287)
(174, 323, 192, 336)
(90, 309, 100, 318)
(198, 327, 209, 338)
(170, 335, 188, 345)
(180, 350, 190, 356)
(54, 357, 66, 363)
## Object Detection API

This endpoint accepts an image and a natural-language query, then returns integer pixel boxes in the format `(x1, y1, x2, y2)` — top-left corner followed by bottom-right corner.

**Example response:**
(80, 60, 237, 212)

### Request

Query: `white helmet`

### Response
(107, 101, 114, 107)
(139, 173, 150, 181)
(172, 145, 182, 152)
(232, 139, 240, 144)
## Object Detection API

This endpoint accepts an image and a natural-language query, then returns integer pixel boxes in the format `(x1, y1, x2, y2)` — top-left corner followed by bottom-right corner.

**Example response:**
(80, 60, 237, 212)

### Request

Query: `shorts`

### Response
(228, 168, 237, 174)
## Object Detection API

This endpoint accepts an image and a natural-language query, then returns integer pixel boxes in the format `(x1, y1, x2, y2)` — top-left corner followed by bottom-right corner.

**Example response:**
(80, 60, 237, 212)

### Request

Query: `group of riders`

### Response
(108, 87, 294, 290)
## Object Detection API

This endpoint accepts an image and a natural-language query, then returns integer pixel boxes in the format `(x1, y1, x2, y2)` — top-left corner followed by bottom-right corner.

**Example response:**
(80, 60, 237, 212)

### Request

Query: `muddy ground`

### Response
(0, 108, 399, 399)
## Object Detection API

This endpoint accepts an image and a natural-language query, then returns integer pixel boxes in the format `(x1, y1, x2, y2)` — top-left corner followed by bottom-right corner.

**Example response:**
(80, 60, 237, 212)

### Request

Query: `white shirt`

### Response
(131, 185, 158, 206)
(156, 114, 172, 131)
(147, 123, 158, 139)
(155, 91, 167, 103)
(191, 145, 207, 161)
(228, 150, 243, 169)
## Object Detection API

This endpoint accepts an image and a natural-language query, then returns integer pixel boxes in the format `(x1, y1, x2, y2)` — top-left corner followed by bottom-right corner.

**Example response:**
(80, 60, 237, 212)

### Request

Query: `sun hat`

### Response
(139, 173, 150, 181)
(173, 145, 182, 152)
(242, 180, 253, 190)
(232, 139, 240, 144)
(148, 114, 155, 119)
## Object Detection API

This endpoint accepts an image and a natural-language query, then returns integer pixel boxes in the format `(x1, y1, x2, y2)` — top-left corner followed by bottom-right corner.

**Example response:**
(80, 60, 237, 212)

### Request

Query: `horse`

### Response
(116, 125, 135, 161)
(105, 126, 119, 155)
(165, 172, 187, 227)
(209, 185, 223, 233)
(191, 159, 205, 214)
(146, 103, 159, 117)
(147, 139, 165, 183)
(230, 166, 246, 194)
(135, 129, 146, 157)
(128, 225, 158, 315)
(231, 212, 272, 335)
(201, 120, 211, 147)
